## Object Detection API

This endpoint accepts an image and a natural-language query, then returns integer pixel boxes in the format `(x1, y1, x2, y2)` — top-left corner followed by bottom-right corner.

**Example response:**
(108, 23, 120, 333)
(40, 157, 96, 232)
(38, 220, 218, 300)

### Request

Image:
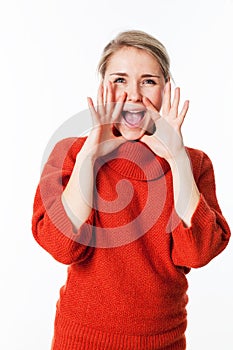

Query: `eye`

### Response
(142, 79, 157, 85)
(113, 77, 126, 84)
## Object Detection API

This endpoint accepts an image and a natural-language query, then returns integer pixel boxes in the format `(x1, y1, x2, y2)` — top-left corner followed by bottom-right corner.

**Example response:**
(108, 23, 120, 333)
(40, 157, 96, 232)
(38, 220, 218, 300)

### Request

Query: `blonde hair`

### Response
(98, 30, 170, 82)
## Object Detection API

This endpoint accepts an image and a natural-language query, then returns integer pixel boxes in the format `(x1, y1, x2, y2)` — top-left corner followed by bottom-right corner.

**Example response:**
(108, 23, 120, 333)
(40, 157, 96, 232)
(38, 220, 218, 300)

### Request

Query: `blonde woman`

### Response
(32, 30, 231, 349)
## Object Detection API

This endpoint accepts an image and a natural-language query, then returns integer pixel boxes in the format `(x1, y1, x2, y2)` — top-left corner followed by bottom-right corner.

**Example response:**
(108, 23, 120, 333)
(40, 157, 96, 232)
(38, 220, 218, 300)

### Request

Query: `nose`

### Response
(126, 82, 142, 102)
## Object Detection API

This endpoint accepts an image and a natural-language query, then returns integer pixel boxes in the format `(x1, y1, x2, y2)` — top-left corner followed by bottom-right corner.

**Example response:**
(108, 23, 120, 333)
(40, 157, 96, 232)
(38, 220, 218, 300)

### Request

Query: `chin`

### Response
(121, 131, 144, 141)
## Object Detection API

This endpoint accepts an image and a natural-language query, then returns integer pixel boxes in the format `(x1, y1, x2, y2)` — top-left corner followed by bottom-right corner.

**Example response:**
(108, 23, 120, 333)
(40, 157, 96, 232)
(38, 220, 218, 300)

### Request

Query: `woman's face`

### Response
(104, 46, 166, 141)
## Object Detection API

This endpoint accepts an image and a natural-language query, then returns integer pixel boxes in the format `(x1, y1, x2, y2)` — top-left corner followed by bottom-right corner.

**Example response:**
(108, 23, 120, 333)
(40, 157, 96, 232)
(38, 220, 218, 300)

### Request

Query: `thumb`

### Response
(112, 135, 127, 148)
(140, 134, 150, 147)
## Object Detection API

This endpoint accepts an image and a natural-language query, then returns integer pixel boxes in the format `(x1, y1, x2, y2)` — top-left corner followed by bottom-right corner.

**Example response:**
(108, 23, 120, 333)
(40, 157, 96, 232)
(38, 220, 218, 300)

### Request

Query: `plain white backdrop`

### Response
(0, 0, 232, 349)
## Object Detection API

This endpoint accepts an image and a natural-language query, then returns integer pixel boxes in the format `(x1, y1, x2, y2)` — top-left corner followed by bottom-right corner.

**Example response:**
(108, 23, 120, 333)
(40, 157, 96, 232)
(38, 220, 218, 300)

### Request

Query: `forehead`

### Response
(106, 46, 161, 72)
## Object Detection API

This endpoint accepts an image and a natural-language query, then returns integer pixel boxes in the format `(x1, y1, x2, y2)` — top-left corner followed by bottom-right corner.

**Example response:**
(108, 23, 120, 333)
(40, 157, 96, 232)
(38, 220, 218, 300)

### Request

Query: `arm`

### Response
(167, 147, 200, 227)
(141, 82, 230, 268)
(61, 82, 126, 229)
(141, 82, 198, 226)
(32, 137, 95, 265)
(170, 149, 231, 268)
(32, 83, 126, 264)
(61, 149, 96, 230)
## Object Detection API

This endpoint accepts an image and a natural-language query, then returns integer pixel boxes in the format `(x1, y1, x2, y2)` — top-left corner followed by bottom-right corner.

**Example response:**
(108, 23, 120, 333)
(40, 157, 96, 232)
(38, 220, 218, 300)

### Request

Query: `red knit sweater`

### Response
(32, 137, 230, 350)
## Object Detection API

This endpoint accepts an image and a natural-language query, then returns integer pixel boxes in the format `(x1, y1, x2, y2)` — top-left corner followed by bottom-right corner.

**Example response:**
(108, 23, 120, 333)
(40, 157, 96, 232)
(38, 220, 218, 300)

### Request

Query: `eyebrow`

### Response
(109, 72, 162, 78)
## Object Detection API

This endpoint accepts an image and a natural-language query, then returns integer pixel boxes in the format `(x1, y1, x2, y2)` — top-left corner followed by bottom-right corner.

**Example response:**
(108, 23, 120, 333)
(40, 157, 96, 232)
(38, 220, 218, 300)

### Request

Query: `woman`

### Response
(32, 30, 231, 349)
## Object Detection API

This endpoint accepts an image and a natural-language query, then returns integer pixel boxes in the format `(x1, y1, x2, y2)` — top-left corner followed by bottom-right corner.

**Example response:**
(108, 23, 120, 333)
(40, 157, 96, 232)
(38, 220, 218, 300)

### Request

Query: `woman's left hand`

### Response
(140, 82, 189, 162)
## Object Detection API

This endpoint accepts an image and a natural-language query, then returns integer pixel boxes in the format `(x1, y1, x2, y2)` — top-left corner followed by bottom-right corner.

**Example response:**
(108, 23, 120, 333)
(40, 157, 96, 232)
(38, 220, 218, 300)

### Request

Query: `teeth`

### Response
(122, 110, 145, 116)
(124, 110, 144, 113)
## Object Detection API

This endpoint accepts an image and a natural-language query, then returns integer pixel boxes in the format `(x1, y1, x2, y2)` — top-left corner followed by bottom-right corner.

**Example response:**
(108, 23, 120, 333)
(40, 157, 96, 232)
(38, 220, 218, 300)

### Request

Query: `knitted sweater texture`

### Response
(32, 137, 230, 350)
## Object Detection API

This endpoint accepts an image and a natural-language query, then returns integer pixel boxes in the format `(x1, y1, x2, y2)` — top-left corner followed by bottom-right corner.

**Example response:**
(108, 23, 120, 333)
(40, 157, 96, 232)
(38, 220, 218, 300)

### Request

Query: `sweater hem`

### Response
(51, 311, 187, 350)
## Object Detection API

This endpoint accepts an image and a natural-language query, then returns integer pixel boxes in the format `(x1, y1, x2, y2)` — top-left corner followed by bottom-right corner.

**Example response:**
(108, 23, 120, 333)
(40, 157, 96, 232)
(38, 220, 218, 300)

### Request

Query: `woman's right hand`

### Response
(84, 81, 127, 160)
(62, 82, 126, 230)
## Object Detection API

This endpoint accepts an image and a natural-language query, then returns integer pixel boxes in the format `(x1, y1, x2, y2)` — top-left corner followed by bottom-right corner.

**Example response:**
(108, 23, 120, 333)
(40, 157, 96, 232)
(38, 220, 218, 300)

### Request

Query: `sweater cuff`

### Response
(189, 193, 215, 228)
(171, 195, 217, 268)
(171, 194, 214, 233)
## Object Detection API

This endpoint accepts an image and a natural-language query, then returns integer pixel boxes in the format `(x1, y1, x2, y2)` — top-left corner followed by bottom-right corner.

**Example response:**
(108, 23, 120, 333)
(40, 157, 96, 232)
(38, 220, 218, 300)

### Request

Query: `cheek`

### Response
(146, 89, 163, 110)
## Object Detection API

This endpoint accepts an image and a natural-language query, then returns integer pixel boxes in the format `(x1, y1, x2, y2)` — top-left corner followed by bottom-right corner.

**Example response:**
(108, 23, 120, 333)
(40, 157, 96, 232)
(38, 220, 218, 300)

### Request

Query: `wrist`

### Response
(167, 147, 189, 168)
(76, 150, 97, 167)
(77, 138, 99, 163)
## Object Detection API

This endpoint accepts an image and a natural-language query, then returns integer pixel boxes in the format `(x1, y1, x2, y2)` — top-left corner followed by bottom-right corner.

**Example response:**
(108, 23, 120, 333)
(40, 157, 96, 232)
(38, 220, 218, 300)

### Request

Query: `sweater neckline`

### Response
(99, 141, 170, 181)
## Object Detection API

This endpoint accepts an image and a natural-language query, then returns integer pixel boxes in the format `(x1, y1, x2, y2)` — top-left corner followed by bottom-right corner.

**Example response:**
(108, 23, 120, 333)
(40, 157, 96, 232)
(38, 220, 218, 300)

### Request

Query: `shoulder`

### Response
(53, 136, 87, 153)
(48, 137, 87, 159)
(42, 137, 88, 170)
(185, 146, 212, 164)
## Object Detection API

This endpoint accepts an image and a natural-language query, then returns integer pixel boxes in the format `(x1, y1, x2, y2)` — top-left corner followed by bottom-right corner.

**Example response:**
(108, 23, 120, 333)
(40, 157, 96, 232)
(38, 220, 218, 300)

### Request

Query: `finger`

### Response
(143, 96, 160, 122)
(170, 87, 180, 117)
(161, 81, 171, 117)
(142, 96, 159, 112)
(87, 97, 100, 125)
(178, 100, 189, 125)
(105, 81, 115, 116)
(112, 91, 127, 122)
(97, 83, 105, 116)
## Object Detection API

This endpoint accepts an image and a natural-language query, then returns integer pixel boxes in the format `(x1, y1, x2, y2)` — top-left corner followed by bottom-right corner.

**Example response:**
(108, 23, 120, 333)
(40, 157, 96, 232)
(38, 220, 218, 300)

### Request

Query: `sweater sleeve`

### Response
(32, 137, 95, 265)
(171, 149, 231, 269)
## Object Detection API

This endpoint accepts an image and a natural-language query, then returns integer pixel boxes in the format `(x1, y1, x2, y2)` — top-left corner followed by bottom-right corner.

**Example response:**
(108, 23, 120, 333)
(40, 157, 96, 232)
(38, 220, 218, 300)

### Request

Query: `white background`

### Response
(0, 0, 233, 349)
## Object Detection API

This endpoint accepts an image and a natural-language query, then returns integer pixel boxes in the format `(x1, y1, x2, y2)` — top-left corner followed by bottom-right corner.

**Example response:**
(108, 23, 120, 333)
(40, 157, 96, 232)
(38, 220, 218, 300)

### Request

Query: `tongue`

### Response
(124, 112, 143, 126)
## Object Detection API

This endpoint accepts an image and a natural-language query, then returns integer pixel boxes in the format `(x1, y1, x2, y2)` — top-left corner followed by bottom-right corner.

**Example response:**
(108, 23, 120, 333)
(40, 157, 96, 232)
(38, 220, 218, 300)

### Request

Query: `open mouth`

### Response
(122, 110, 146, 128)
